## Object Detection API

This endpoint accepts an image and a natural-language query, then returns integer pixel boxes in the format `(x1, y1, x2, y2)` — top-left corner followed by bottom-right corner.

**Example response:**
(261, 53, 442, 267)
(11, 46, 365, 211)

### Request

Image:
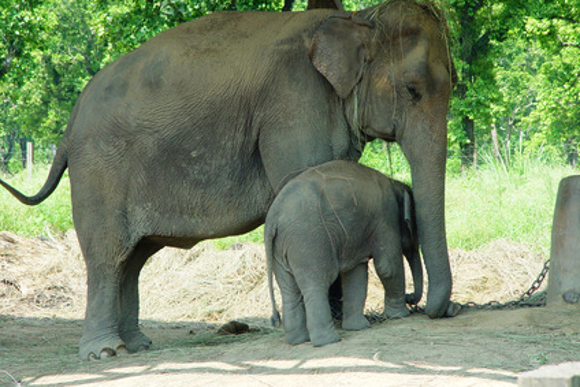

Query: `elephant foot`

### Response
(310, 328, 340, 347)
(342, 315, 371, 331)
(285, 328, 310, 345)
(444, 301, 461, 317)
(79, 335, 129, 360)
(384, 306, 411, 319)
(120, 329, 153, 353)
(405, 293, 420, 306)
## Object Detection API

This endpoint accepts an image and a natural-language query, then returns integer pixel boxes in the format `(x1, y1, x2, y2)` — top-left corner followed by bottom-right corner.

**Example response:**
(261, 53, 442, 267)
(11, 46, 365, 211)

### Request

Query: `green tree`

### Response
(523, 0, 580, 164)
(0, 0, 285, 174)
(2, 0, 579, 174)
(0, 0, 43, 171)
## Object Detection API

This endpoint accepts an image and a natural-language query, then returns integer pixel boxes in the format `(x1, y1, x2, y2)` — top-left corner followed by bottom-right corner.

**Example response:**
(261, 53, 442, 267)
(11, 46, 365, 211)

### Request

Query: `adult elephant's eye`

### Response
(406, 84, 422, 103)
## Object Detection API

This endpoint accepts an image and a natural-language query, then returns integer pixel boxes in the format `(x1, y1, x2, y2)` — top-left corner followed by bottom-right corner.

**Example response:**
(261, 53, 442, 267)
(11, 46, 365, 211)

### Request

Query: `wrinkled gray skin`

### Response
(0, 0, 455, 359)
(266, 161, 422, 346)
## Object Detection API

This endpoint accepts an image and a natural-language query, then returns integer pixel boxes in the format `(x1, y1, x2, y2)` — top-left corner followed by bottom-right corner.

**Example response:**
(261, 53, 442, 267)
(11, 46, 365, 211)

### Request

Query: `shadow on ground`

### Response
(2, 307, 580, 386)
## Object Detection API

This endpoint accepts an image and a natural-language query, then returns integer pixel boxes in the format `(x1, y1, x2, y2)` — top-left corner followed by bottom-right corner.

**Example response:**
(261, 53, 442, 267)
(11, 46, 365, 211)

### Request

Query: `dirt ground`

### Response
(1, 231, 580, 386)
(3, 307, 580, 386)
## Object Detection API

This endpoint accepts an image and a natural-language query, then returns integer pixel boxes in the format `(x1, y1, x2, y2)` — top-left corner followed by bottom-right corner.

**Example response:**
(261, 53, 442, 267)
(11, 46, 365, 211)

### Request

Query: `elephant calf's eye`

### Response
(406, 85, 422, 103)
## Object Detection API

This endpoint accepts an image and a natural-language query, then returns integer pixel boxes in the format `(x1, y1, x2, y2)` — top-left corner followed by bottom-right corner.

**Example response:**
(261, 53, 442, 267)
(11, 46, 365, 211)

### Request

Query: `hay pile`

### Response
(0, 231, 549, 323)
(0, 231, 86, 319)
(449, 239, 549, 304)
(140, 242, 275, 322)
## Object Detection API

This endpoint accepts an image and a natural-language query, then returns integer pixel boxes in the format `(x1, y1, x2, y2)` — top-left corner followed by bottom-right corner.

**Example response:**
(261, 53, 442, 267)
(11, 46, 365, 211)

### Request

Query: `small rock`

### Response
(217, 321, 250, 335)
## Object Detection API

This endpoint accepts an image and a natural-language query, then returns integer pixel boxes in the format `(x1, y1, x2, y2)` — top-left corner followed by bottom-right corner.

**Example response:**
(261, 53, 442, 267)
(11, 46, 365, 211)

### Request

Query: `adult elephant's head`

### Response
(310, 0, 456, 318)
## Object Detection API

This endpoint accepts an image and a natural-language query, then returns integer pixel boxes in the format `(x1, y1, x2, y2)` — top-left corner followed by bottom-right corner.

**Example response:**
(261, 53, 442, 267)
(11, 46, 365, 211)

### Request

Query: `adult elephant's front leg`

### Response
(273, 261, 309, 345)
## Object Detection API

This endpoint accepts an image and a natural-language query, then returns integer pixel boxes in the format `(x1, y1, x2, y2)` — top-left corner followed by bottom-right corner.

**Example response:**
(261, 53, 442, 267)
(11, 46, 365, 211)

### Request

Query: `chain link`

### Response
(407, 259, 551, 314)
(460, 258, 550, 311)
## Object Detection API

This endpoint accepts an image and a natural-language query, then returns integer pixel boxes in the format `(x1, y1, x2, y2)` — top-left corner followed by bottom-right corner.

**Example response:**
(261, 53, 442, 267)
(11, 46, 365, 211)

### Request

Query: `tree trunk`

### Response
(307, 0, 343, 10)
(19, 137, 28, 169)
(455, 0, 485, 171)
(0, 132, 17, 174)
(282, 0, 294, 11)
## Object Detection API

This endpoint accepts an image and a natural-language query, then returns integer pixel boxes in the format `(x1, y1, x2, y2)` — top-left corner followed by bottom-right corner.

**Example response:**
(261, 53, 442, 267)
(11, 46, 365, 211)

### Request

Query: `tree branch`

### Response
(0, 33, 17, 78)
(0, 49, 15, 78)
(557, 35, 580, 49)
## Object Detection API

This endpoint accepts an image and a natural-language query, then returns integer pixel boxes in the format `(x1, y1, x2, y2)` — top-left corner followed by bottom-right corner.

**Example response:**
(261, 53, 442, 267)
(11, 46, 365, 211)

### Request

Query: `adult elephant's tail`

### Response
(0, 101, 76, 205)
(0, 145, 68, 205)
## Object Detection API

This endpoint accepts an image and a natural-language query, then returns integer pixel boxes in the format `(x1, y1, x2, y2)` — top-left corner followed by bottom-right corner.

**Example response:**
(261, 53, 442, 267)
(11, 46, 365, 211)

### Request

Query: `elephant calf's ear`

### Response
(310, 15, 373, 99)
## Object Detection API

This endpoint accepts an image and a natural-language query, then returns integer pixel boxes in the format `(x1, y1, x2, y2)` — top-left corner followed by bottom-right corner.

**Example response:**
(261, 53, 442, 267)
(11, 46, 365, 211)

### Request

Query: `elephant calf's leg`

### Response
(302, 288, 340, 346)
(374, 253, 410, 319)
(274, 263, 309, 345)
(341, 263, 371, 331)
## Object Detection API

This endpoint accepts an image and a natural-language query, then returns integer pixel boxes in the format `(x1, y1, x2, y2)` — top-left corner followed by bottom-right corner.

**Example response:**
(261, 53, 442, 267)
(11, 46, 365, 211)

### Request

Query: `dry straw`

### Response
(1, 231, 548, 324)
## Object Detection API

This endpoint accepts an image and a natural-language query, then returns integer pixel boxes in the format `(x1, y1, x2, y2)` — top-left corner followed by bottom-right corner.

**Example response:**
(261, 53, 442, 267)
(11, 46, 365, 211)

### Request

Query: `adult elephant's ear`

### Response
(310, 15, 374, 99)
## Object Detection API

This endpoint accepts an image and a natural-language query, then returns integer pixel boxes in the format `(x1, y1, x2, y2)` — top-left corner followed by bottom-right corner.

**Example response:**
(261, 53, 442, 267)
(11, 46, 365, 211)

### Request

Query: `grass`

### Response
(445, 157, 571, 251)
(0, 144, 575, 252)
(0, 167, 73, 236)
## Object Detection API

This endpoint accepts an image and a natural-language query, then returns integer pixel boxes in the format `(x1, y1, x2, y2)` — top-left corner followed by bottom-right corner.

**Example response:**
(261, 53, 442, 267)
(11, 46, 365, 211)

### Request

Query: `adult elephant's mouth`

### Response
(361, 123, 397, 142)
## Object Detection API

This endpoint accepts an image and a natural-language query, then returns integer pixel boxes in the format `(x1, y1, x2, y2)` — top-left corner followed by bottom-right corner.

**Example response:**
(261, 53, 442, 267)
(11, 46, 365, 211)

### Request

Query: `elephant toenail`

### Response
(99, 348, 116, 359)
(563, 291, 580, 304)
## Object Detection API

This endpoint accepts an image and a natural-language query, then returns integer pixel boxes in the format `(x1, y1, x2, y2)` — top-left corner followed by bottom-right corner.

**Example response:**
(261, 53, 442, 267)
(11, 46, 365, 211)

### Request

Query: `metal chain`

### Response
(407, 259, 551, 315)
(460, 258, 551, 311)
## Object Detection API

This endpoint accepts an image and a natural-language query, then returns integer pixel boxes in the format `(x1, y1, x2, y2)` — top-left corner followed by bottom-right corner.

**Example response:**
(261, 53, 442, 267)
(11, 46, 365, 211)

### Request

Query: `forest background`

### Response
(0, 0, 579, 253)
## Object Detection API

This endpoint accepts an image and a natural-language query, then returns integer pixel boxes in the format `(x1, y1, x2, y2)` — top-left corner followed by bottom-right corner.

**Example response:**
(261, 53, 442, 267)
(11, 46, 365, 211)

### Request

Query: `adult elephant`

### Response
(0, 0, 455, 359)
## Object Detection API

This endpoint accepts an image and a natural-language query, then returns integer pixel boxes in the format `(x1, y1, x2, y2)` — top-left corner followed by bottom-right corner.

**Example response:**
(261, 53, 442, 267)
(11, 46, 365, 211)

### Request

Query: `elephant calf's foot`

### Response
(384, 306, 411, 319)
(341, 315, 371, 331)
(285, 328, 310, 345)
(120, 329, 152, 353)
(79, 335, 129, 360)
(310, 328, 340, 347)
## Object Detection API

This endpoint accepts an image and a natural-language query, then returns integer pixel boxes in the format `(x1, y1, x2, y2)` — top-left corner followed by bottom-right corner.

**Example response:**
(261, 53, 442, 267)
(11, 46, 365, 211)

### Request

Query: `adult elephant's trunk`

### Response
(400, 120, 452, 318)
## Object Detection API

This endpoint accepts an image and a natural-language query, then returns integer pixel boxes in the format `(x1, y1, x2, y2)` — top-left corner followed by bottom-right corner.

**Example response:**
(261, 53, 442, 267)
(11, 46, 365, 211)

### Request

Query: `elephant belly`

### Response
(129, 158, 274, 243)
(69, 137, 274, 248)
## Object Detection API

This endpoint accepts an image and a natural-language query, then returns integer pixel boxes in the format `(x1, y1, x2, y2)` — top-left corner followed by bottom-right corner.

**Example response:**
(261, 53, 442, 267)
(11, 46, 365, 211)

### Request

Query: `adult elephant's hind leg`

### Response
(79, 244, 129, 360)
(119, 240, 162, 353)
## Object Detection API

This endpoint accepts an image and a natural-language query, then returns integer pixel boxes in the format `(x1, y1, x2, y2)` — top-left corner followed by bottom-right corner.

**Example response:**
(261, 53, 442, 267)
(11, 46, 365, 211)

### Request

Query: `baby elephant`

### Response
(265, 160, 422, 346)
